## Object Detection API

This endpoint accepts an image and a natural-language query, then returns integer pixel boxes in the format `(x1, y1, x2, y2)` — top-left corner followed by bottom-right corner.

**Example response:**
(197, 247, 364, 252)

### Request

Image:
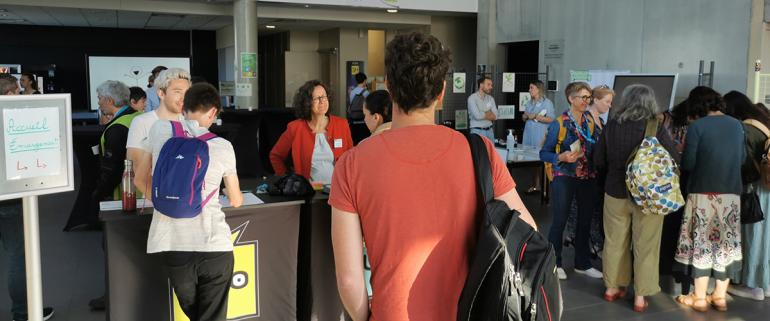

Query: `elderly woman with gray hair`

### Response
(593, 84, 680, 312)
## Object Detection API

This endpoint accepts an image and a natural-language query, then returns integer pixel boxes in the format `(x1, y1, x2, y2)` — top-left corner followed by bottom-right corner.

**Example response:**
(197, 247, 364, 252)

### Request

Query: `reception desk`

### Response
(100, 193, 345, 321)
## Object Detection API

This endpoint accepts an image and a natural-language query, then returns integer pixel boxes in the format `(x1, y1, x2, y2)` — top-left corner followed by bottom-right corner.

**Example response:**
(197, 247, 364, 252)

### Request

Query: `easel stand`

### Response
(23, 195, 44, 321)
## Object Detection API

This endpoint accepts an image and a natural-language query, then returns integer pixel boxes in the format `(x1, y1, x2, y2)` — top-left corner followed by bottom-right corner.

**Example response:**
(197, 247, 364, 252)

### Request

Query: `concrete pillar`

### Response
(476, 0, 498, 67)
(234, 0, 258, 109)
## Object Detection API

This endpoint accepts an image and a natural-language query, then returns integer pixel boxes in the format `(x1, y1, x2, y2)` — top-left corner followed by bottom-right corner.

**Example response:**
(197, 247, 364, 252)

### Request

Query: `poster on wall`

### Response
(497, 105, 516, 120)
(502, 73, 516, 92)
(455, 109, 468, 129)
(519, 92, 532, 112)
(241, 53, 257, 78)
(453, 73, 466, 94)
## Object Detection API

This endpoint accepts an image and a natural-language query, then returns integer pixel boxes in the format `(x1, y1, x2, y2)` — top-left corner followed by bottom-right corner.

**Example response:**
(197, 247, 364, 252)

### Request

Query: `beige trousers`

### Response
(602, 194, 664, 296)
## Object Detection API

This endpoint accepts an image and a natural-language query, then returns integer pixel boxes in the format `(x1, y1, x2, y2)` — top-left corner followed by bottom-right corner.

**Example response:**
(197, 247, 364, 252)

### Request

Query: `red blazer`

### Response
(269, 116, 353, 179)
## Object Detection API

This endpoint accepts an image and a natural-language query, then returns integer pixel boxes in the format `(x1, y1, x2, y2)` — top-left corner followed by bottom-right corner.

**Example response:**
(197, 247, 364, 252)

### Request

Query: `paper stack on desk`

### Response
(219, 192, 264, 208)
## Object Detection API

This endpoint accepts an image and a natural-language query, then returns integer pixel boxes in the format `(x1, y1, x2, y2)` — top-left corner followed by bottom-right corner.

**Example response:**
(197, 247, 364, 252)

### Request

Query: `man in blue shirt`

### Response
(349, 72, 369, 103)
(144, 65, 167, 112)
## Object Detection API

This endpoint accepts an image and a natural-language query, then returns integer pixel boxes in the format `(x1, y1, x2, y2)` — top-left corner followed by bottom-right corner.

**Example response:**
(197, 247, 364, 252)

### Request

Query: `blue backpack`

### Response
(152, 121, 219, 219)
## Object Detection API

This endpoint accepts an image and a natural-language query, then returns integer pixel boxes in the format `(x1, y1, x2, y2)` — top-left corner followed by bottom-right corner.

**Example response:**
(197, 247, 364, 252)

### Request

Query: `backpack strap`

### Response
(201, 188, 219, 207)
(466, 133, 494, 204)
(555, 116, 567, 154)
(170, 121, 186, 137)
(744, 119, 770, 150)
(197, 132, 218, 141)
(644, 118, 659, 137)
(626, 118, 659, 168)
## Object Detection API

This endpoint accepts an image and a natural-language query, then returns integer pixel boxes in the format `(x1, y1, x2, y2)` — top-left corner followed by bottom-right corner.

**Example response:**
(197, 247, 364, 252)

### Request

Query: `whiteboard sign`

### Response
(4, 107, 61, 180)
(88, 56, 191, 110)
(0, 94, 73, 201)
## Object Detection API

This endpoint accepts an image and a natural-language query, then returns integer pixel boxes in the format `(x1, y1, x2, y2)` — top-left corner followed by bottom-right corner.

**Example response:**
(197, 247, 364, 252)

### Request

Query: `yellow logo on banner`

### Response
(171, 222, 259, 321)
(351, 65, 360, 75)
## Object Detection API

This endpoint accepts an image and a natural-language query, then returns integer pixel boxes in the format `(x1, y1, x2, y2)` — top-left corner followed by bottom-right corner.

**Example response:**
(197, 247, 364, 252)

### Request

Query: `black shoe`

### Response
(13, 307, 55, 321)
(89, 295, 105, 311)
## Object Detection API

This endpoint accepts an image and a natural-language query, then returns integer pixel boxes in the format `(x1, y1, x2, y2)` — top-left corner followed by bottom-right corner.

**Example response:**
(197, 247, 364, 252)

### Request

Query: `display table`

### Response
(496, 145, 548, 203)
(100, 192, 345, 321)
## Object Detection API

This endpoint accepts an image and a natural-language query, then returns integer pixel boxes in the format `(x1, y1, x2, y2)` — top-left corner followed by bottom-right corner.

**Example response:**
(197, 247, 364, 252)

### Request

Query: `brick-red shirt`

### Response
(329, 125, 515, 321)
(269, 115, 353, 179)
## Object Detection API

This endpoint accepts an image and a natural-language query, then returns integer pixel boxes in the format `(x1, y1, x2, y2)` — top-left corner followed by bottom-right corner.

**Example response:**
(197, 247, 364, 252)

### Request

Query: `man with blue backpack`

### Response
(134, 83, 243, 321)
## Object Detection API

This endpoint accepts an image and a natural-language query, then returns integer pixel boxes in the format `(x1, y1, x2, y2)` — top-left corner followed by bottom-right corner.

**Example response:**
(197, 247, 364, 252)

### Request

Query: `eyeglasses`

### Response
(572, 95, 592, 102)
(312, 96, 329, 104)
(596, 85, 610, 89)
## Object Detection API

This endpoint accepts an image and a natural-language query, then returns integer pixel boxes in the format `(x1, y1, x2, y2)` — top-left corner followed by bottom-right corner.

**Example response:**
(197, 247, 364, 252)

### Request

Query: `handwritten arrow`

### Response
(17, 161, 28, 171)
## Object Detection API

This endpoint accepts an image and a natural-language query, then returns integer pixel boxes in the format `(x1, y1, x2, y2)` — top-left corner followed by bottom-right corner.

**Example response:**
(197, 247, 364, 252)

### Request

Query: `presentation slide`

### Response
(87, 56, 190, 110)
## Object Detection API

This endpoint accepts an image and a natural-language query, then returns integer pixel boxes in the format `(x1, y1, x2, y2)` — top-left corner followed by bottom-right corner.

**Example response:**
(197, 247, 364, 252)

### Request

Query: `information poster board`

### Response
(241, 53, 257, 78)
(0, 94, 73, 200)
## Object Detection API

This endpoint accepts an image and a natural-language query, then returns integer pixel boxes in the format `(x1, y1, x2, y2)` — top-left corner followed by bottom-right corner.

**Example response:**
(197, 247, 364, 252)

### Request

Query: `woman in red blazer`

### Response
(270, 80, 353, 183)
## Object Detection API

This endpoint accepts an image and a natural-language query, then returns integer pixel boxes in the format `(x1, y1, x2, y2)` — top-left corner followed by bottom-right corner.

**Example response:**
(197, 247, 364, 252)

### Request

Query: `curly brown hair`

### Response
(385, 32, 451, 114)
(293, 80, 333, 120)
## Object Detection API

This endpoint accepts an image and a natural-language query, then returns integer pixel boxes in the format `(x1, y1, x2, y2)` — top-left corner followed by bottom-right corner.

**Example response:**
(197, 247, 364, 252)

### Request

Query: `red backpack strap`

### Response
(170, 121, 186, 137)
(197, 132, 218, 141)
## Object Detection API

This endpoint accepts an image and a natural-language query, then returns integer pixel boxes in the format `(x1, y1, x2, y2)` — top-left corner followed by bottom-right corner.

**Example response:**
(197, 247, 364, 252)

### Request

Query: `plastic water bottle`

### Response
(506, 129, 515, 161)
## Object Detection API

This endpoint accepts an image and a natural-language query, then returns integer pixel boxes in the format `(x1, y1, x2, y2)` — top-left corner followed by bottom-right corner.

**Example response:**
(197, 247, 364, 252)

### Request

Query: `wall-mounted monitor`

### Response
(612, 74, 679, 110)
(87, 56, 190, 110)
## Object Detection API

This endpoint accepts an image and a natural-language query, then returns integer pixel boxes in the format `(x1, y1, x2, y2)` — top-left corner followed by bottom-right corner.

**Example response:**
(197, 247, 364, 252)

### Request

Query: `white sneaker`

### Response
(765, 288, 770, 297)
(574, 267, 603, 279)
(557, 267, 567, 280)
(728, 285, 765, 301)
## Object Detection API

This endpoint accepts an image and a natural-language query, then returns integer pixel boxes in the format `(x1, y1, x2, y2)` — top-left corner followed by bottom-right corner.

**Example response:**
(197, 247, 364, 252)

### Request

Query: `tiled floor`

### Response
(0, 167, 769, 321)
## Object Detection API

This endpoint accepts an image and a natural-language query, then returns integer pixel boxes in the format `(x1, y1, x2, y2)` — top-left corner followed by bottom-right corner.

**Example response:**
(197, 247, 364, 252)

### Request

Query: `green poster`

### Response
(241, 52, 257, 78)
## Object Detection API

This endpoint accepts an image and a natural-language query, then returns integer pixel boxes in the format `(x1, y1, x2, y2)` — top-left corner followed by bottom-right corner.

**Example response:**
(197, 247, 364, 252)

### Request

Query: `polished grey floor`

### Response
(0, 168, 769, 321)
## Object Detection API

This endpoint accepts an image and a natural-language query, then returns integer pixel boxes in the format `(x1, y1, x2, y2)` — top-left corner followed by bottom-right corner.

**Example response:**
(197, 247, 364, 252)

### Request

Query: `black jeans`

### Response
(548, 176, 598, 270)
(0, 203, 26, 318)
(163, 251, 234, 321)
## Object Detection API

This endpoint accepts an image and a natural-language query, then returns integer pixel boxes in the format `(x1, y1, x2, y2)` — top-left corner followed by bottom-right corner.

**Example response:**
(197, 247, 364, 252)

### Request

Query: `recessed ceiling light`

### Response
(304, 5, 310, 8)
(0, 9, 7, 12)
(0, 13, 7, 17)
(387, 9, 398, 13)
(266, 25, 276, 29)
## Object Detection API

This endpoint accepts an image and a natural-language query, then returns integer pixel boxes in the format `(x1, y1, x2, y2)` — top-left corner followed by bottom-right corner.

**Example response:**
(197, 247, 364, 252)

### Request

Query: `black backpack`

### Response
(266, 173, 316, 197)
(458, 134, 562, 321)
(347, 91, 366, 121)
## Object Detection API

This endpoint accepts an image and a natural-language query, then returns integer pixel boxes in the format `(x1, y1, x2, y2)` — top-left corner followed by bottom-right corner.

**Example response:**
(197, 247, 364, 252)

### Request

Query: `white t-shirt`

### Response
(310, 133, 334, 184)
(126, 110, 159, 150)
(140, 119, 237, 253)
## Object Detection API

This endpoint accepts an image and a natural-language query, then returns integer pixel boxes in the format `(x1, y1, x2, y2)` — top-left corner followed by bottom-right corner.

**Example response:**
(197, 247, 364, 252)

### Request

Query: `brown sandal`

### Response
(676, 294, 708, 312)
(709, 295, 728, 312)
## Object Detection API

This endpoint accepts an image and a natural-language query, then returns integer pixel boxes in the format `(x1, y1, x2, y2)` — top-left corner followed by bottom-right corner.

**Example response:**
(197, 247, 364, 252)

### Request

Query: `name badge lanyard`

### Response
(567, 112, 595, 145)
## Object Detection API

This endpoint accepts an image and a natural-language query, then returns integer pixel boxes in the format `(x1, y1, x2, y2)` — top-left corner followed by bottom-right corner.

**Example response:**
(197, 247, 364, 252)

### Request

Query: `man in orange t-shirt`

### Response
(329, 32, 537, 321)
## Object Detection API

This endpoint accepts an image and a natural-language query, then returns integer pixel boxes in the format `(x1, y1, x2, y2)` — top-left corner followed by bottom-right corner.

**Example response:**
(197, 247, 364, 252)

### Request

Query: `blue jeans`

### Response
(470, 127, 495, 143)
(548, 176, 598, 270)
(0, 202, 26, 317)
